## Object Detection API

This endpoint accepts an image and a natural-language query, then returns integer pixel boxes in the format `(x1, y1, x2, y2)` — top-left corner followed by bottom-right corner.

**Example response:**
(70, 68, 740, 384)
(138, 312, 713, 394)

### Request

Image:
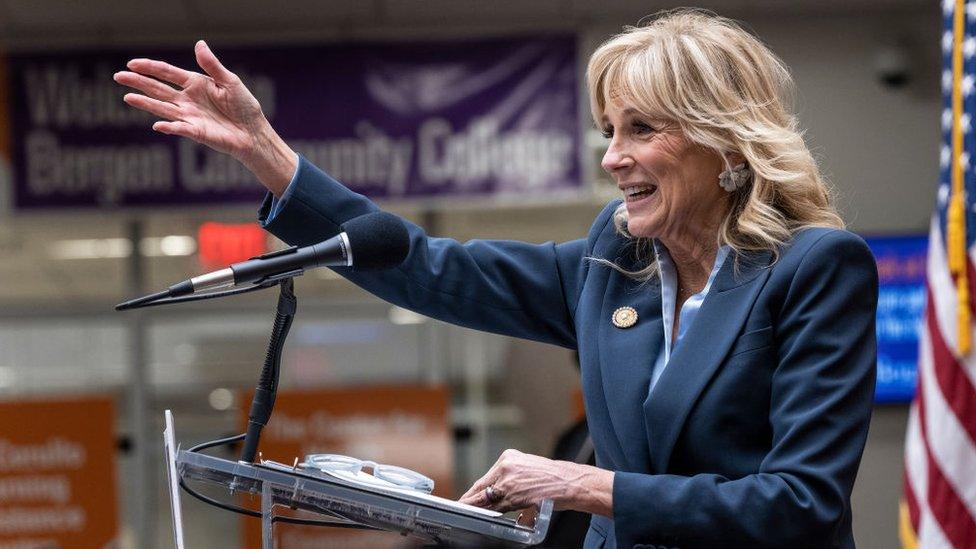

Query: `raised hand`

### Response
(114, 40, 296, 195)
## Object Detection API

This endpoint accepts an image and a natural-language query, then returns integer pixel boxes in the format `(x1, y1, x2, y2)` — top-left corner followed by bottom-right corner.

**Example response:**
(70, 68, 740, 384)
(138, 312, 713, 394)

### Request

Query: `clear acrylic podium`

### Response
(164, 411, 553, 547)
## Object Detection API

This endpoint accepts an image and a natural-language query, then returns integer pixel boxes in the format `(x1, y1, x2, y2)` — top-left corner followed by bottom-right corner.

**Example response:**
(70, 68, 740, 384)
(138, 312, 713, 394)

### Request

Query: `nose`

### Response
(601, 138, 633, 173)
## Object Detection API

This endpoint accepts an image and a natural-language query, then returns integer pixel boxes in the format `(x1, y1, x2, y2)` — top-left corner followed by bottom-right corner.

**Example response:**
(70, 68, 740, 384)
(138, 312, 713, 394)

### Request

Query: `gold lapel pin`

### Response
(612, 306, 638, 329)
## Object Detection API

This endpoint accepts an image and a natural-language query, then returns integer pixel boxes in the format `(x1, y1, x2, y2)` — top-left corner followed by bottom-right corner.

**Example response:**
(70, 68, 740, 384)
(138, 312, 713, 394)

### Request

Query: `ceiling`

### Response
(0, 0, 933, 51)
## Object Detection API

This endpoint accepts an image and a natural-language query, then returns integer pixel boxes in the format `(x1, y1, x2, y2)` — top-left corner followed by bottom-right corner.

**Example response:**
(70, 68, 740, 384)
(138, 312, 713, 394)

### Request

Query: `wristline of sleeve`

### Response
(613, 471, 678, 544)
(612, 470, 816, 545)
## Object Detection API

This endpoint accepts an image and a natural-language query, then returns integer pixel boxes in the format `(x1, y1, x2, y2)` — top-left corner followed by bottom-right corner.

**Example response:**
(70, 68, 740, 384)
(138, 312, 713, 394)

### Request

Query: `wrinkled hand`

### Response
(114, 40, 295, 194)
(459, 449, 589, 513)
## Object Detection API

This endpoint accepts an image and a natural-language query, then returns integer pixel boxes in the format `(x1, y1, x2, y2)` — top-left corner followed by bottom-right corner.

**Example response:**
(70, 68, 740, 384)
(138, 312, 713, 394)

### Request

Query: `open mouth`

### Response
(623, 184, 657, 202)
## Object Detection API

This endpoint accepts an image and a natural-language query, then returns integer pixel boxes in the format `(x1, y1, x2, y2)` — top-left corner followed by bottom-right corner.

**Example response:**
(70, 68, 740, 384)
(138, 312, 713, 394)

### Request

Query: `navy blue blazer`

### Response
(259, 157, 878, 549)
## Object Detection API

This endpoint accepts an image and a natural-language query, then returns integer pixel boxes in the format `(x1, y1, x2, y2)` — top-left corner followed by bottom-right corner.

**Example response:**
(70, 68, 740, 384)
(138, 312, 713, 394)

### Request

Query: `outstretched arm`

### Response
(258, 157, 611, 349)
(114, 40, 296, 195)
(115, 41, 603, 349)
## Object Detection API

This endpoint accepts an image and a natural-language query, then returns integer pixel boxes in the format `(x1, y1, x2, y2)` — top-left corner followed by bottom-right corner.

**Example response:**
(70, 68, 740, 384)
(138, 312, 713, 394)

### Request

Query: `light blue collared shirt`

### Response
(649, 242, 731, 392)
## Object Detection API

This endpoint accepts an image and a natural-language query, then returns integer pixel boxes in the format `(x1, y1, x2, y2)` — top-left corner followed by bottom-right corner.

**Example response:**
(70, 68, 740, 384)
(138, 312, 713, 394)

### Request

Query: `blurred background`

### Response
(0, 1, 939, 547)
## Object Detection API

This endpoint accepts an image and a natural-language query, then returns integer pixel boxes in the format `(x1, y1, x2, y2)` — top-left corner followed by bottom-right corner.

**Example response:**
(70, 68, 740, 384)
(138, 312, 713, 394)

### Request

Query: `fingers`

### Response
(194, 40, 237, 85)
(460, 459, 502, 503)
(113, 71, 179, 102)
(458, 449, 523, 506)
(459, 477, 490, 503)
(459, 450, 562, 513)
(152, 120, 197, 139)
(126, 58, 193, 88)
(459, 485, 495, 508)
(459, 471, 496, 506)
(123, 93, 182, 121)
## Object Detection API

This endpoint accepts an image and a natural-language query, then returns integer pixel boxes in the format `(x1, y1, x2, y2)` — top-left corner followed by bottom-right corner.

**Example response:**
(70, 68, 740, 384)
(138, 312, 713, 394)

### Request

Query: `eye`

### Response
(601, 126, 613, 139)
(632, 121, 656, 135)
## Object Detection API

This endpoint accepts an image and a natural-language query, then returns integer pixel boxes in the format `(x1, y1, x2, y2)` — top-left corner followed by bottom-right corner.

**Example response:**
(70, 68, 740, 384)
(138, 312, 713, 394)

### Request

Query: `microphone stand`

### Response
(122, 274, 382, 531)
(239, 277, 295, 464)
(117, 272, 301, 465)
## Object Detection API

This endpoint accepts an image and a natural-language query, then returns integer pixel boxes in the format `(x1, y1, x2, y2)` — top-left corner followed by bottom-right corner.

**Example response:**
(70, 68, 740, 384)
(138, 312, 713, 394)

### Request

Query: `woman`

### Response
(115, 10, 877, 548)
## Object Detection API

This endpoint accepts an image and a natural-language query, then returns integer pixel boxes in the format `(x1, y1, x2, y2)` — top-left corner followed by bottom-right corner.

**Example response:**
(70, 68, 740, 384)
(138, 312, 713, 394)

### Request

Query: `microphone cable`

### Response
(157, 278, 373, 531)
(178, 432, 375, 529)
(238, 277, 294, 465)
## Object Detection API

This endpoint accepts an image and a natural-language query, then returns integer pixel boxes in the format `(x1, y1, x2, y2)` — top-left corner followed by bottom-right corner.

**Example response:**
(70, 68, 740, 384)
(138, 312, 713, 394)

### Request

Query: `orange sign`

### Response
(0, 396, 118, 547)
(197, 222, 268, 270)
(241, 385, 452, 548)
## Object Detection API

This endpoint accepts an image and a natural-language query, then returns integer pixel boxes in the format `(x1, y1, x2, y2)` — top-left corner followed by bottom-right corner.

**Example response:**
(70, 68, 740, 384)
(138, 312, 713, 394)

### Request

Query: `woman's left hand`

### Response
(459, 449, 614, 516)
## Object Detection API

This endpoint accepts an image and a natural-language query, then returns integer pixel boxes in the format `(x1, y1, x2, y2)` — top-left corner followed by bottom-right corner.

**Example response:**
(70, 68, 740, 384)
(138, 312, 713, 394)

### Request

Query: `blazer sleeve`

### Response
(259, 156, 607, 349)
(613, 230, 878, 547)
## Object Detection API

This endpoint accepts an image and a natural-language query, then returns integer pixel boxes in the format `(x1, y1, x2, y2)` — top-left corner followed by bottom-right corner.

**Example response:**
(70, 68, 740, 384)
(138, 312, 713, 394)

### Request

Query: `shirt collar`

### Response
(652, 240, 731, 288)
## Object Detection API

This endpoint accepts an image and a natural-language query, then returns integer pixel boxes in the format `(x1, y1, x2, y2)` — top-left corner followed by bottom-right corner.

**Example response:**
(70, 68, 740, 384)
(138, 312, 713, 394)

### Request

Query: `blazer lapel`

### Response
(643, 250, 773, 473)
(598, 266, 663, 471)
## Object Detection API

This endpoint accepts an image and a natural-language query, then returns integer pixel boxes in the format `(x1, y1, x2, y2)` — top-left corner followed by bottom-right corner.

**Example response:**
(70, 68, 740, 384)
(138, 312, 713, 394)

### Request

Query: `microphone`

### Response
(116, 211, 410, 310)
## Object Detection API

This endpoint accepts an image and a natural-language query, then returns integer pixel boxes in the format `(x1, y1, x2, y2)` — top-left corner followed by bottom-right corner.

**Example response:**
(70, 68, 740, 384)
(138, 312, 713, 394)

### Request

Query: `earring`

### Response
(718, 163, 752, 192)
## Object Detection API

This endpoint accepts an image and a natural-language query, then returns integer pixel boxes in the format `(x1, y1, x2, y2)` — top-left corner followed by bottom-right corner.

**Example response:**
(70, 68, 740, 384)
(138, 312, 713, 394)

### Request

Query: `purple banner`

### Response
(8, 36, 581, 209)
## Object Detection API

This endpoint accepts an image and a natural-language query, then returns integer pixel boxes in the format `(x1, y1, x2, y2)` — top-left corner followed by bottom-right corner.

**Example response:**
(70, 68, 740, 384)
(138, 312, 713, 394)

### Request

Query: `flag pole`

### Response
(948, 0, 971, 354)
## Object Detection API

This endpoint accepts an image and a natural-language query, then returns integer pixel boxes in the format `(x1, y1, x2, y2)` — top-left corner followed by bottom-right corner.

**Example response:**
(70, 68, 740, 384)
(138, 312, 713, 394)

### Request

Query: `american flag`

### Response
(900, 1, 976, 547)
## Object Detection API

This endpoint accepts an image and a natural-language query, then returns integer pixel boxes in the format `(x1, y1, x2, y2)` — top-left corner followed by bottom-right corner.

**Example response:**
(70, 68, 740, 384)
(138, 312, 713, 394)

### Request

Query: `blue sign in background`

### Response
(866, 234, 927, 404)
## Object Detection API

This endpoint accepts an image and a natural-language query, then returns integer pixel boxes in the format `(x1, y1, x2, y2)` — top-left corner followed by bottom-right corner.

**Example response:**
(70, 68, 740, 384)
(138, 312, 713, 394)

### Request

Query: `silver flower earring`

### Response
(718, 163, 752, 192)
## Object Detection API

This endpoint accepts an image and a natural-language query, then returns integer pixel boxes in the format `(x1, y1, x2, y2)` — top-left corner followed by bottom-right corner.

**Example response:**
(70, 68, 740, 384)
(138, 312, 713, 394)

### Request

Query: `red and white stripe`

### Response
(902, 218, 976, 548)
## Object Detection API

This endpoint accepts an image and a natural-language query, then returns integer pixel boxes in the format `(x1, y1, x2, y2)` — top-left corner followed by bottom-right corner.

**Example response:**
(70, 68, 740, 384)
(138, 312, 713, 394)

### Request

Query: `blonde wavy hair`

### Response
(586, 9, 843, 280)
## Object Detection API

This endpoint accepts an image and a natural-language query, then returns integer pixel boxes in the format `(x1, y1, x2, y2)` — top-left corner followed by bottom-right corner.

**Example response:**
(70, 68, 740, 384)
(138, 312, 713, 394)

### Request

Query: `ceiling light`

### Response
(49, 235, 197, 260)
(208, 388, 235, 411)
(141, 236, 197, 257)
(48, 238, 132, 260)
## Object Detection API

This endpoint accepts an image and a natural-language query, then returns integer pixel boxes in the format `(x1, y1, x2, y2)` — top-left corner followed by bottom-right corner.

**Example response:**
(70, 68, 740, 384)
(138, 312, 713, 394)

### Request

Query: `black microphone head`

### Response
(340, 212, 410, 271)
